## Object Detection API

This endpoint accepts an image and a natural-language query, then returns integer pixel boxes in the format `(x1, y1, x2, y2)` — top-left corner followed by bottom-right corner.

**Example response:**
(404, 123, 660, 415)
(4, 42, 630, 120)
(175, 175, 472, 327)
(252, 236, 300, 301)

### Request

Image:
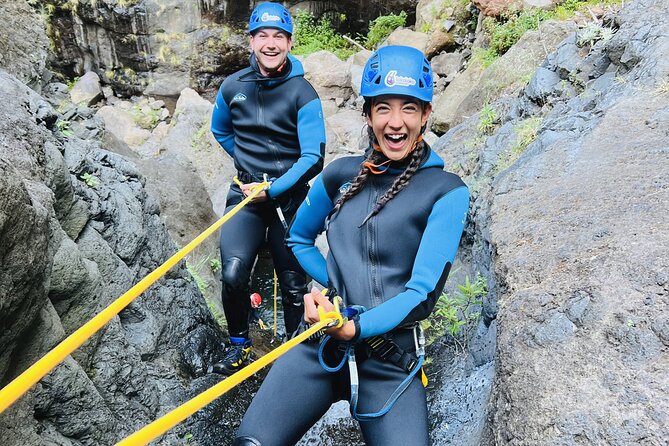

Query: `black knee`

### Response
(221, 257, 251, 301)
(232, 436, 262, 446)
(278, 270, 307, 307)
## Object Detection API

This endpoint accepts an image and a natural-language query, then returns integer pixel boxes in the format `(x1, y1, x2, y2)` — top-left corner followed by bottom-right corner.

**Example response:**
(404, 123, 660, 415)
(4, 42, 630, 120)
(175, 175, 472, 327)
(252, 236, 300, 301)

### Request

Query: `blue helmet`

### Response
(360, 45, 433, 102)
(249, 2, 293, 35)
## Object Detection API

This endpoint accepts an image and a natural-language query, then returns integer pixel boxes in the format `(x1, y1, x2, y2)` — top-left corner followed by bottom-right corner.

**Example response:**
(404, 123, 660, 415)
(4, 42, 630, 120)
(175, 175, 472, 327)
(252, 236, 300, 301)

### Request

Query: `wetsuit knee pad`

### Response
(221, 257, 251, 297)
(277, 270, 307, 306)
(232, 436, 262, 446)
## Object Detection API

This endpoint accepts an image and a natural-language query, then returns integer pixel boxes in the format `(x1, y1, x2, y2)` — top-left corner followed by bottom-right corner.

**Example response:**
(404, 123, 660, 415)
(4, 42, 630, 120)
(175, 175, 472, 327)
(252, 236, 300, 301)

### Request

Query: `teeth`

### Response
(386, 134, 405, 141)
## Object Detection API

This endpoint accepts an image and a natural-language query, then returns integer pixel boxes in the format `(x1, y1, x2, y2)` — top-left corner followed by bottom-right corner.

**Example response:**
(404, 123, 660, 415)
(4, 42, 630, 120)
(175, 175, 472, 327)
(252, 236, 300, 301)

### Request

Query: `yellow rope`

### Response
(273, 269, 278, 336)
(115, 306, 342, 446)
(0, 182, 270, 414)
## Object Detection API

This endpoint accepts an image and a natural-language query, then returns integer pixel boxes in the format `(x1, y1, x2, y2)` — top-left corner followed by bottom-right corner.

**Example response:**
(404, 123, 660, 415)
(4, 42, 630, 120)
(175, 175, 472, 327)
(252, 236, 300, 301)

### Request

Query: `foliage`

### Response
(210, 258, 222, 272)
(471, 47, 498, 69)
(57, 119, 74, 137)
(80, 172, 100, 189)
(421, 273, 487, 346)
(191, 121, 211, 151)
(477, 102, 498, 134)
(186, 261, 208, 295)
(364, 11, 407, 49)
(577, 22, 615, 47)
(481, 0, 622, 57)
(131, 104, 160, 129)
(66, 76, 79, 91)
(494, 117, 543, 174)
(483, 8, 552, 56)
(292, 10, 356, 60)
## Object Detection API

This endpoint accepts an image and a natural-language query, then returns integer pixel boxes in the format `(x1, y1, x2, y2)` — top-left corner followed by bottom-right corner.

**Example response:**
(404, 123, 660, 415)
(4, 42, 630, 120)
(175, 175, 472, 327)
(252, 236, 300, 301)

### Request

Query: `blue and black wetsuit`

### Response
(234, 147, 469, 445)
(211, 53, 326, 339)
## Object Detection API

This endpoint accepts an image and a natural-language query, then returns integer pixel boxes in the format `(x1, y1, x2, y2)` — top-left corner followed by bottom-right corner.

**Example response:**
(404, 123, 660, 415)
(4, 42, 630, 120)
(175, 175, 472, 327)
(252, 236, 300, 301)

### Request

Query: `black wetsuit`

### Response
(234, 148, 469, 444)
(211, 53, 326, 339)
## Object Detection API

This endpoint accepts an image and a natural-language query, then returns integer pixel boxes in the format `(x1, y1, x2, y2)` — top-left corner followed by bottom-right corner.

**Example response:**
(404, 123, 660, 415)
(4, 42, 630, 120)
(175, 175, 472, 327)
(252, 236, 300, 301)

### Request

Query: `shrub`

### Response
(292, 10, 355, 60)
(364, 11, 407, 48)
(421, 273, 487, 347)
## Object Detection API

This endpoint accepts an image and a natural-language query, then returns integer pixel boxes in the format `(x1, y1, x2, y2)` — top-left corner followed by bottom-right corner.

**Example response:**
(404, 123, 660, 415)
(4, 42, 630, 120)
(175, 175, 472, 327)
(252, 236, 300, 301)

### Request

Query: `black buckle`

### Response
(236, 171, 260, 183)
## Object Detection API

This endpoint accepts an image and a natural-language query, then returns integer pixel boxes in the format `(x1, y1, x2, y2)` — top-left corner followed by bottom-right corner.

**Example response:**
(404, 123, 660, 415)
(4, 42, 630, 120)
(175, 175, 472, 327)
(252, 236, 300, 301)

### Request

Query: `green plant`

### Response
(186, 261, 208, 295)
(483, 8, 552, 56)
(57, 119, 74, 137)
(292, 10, 356, 60)
(66, 76, 79, 91)
(191, 121, 210, 151)
(494, 116, 542, 174)
(656, 79, 669, 94)
(471, 47, 498, 69)
(477, 102, 497, 134)
(210, 258, 222, 272)
(117, 0, 138, 7)
(421, 273, 487, 346)
(131, 104, 160, 129)
(419, 22, 432, 33)
(364, 11, 407, 49)
(80, 172, 99, 188)
(577, 22, 615, 47)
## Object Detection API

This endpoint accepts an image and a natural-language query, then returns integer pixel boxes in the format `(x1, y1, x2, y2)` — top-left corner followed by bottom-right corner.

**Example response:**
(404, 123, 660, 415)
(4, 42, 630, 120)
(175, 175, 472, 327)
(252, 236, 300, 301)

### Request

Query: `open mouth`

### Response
(384, 133, 408, 148)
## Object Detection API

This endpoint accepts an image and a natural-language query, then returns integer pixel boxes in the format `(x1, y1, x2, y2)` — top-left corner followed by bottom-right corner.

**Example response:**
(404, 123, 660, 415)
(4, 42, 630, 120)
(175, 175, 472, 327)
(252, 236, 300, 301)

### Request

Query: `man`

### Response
(210, 2, 326, 374)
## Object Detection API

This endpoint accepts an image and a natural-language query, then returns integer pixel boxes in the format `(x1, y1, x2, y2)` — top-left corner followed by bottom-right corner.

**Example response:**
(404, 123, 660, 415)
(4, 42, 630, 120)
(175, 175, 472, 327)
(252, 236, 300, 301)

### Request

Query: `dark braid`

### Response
(330, 147, 384, 216)
(360, 141, 426, 226)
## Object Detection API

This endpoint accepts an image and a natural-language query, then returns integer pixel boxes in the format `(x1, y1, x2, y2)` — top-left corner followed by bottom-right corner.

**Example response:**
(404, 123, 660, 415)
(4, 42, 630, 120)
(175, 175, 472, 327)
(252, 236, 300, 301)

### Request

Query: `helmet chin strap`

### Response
(364, 135, 423, 175)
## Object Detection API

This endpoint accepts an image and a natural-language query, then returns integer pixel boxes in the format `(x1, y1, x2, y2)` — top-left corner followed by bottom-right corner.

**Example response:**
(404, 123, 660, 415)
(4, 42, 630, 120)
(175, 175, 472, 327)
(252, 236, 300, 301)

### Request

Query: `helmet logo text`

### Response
(261, 12, 281, 22)
(384, 70, 416, 88)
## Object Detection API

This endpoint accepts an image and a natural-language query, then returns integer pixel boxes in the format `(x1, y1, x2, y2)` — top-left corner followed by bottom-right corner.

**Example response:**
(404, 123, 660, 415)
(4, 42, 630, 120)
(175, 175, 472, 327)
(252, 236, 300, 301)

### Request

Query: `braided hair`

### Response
(331, 99, 429, 225)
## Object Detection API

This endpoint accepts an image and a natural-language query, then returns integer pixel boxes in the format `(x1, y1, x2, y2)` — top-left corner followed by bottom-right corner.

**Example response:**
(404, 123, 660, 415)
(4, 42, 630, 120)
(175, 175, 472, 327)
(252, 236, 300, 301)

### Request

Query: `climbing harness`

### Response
(317, 304, 428, 421)
(115, 294, 344, 446)
(0, 180, 270, 414)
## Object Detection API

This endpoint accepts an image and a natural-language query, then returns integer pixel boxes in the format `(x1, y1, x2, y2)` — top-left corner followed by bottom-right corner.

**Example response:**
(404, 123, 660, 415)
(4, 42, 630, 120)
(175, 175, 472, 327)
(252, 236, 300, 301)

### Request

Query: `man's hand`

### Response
(303, 287, 356, 341)
(241, 182, 268, 203)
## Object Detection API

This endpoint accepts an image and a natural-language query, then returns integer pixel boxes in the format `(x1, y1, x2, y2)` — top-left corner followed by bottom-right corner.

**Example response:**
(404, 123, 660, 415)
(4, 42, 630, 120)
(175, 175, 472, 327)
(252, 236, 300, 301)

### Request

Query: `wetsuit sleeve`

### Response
(286, 174, 333, 286)
(357, 186, 470, 339)
(268, 97, 326, 198)
(211, 86, 235, 156)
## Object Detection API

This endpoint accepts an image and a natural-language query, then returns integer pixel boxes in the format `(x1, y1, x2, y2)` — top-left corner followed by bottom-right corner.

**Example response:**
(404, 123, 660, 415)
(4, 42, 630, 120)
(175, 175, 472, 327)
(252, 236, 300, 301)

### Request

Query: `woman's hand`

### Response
(303, 287, 356, 341)
(241, 182, 268, 203)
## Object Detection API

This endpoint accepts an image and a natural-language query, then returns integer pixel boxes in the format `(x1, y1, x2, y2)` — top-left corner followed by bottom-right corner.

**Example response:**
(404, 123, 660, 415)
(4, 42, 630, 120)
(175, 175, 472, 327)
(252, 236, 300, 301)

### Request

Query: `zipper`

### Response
(367, 181, 382, 307)
(256, 84, 286, 177)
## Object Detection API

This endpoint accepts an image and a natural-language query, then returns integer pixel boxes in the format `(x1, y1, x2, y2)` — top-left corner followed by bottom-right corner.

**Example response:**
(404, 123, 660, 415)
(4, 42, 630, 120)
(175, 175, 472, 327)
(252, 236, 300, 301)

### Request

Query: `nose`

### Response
(265, 37, 278, 48)
(388, 109, 403, 128)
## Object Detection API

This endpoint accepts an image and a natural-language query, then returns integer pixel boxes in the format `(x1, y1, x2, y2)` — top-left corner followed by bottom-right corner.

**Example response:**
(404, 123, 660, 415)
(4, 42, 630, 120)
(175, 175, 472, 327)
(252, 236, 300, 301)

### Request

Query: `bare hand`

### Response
(241, 182, 268, 203)
(303, 287, 356, 341)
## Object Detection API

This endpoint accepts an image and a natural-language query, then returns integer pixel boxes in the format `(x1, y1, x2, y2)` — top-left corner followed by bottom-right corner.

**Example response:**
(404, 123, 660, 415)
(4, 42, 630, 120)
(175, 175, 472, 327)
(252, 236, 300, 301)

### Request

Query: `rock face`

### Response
(0, 0, 49, 91)
(486, 2, 669, 442)
(433, 0, 669, 444)
(0, 69, 258, 445)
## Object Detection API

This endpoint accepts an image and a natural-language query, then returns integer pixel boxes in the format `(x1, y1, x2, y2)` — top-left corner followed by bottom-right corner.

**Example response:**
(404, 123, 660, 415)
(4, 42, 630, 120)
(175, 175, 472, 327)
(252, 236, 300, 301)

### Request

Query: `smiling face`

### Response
(367, 95, 432, 161)
(249, 28, 292, 77)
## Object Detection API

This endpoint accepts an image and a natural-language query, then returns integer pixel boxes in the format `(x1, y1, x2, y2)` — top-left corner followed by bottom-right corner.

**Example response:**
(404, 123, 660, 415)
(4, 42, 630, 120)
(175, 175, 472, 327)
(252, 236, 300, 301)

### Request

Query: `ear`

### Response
(287, 37, 293, 52)
(249, 35, 255, 52)
(421, 103, 433, 127)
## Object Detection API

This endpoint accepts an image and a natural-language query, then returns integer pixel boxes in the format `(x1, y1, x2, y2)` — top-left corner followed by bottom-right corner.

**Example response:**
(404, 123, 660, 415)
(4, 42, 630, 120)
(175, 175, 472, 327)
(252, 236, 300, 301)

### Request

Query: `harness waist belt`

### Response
(364, 329, 419, 373)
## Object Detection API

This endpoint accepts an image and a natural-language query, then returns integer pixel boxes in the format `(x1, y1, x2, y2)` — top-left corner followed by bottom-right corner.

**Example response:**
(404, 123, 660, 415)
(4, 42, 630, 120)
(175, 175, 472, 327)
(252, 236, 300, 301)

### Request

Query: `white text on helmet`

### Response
(384, 70, 417, 88)
(261, 12, 281, 22)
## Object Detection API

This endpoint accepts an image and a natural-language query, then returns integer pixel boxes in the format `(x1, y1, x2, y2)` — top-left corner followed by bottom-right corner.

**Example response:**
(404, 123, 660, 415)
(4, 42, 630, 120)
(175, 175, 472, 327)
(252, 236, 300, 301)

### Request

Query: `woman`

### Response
(232, 45, 469, 445)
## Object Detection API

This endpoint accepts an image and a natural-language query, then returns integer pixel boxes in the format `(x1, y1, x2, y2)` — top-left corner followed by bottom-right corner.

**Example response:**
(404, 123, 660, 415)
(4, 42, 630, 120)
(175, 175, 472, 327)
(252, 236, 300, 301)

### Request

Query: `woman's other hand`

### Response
(303, 287, 356, 341)
(241, 182, 268, 202)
